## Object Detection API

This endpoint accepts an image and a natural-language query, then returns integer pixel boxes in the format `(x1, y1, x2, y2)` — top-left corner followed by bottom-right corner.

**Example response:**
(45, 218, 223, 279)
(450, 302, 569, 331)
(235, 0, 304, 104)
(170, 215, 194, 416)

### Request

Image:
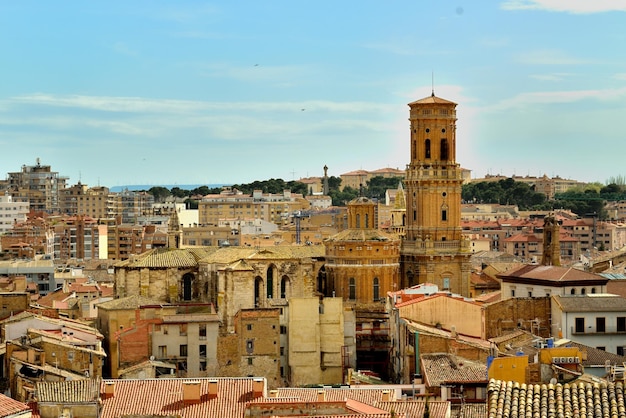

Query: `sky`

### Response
(1, 1, 626, 188)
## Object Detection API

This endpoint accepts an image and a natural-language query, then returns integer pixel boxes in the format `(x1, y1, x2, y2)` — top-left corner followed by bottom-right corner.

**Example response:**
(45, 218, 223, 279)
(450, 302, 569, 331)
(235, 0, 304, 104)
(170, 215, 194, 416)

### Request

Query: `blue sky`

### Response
(1, 1, 626, 188)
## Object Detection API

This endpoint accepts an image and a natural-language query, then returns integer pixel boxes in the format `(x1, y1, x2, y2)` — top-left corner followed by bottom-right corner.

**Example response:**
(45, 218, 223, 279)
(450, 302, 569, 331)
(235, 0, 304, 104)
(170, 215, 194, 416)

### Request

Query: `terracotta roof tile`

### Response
(36, 379, 100, 403)
(0, 393, 31, 416)
(99, 377, 265, 418)
(488, 379, 626, 418)
(421, 354, 487, 387)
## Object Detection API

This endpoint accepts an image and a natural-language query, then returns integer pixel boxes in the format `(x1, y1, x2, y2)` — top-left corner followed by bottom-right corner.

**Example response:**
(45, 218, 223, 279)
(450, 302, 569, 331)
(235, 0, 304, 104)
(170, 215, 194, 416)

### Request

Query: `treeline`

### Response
(462, 178, 626, 219)
(145, 176, 405, 208)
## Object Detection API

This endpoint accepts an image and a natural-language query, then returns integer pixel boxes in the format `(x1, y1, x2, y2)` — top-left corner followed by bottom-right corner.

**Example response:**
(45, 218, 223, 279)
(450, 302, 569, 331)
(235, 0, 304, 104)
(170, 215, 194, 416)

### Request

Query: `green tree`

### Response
(147, 186, 171, 203)
(171, 187, 190, 198)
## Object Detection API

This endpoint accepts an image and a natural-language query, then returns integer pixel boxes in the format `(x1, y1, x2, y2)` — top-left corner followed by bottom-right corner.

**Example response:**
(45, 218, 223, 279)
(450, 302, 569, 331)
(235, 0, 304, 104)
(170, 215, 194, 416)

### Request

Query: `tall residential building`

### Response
(6, 159, 68, 213)
(0, 194, 29, 236)
(400, 93, 471, 297)
(198, 188, 309, 227)
(60, 183, 121, 219)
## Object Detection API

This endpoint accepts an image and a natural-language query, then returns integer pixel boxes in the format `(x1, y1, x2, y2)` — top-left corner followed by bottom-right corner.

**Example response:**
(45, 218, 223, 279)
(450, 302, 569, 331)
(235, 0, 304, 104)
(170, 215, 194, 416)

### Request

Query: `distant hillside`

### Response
(110, 184, 227, 193)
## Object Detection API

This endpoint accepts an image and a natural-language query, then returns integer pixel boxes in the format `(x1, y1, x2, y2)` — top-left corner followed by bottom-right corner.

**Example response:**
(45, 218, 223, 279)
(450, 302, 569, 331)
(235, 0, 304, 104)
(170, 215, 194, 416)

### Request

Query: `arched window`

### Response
(349, 278, 356, 300)
(254, 276, 263, 307)
(373, 278, 379, 301)
(356, 214, 361, 228)
(571, 288, 576, 295)
(591, 287, 596, 294)
(581, 288, 586, 295)
(267, 266, 274, 299)
(440, 138, 449, 160)
(365, 214, 369, 228)
(182, 273, 194, 301)
(280, 276, 290, 299)
(425, 139, 431, 159)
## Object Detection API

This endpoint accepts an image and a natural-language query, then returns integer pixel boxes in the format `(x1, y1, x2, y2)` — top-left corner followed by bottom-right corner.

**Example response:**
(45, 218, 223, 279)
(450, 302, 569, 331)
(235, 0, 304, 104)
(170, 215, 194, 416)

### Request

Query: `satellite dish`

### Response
(150, 355, 155, 361)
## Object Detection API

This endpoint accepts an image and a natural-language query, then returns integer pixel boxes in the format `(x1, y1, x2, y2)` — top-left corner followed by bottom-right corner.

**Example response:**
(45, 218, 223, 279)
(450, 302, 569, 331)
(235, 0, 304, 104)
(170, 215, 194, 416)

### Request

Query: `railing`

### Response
(402, 240, 470, 254)
(405, 165, 462, 181)
(571, 326, 626, 335)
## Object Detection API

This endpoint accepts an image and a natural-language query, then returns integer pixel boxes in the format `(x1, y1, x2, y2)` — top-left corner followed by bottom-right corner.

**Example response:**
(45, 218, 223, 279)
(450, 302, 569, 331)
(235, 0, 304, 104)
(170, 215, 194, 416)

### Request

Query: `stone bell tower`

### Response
(400, 92, 471, 296)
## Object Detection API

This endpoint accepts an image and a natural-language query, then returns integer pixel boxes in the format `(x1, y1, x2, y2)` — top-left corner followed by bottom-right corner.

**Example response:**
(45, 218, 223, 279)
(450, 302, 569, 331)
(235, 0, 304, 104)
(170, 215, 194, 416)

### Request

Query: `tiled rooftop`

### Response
(36, 379, 100, 403)
(99, 377, 265, 418)
(498, 264, 608, 284)
(553, 294, 626, 312)
(96, 294, 167, 310)
(0, 393, 31, 416)
(421, 353, 488, 387)
(488, 378, 626, 418)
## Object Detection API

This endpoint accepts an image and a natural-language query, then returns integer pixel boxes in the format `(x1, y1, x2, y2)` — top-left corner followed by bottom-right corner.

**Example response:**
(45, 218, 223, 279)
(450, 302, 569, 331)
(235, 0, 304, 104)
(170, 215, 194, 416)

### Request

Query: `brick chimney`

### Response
(208, 379, 219, 398)
(252, 378, 265, 398)
(382, 390, 394, 402)
(182, 381, 201, 403)
(103, 382, 116, 398)
(317, 390, 326, 402)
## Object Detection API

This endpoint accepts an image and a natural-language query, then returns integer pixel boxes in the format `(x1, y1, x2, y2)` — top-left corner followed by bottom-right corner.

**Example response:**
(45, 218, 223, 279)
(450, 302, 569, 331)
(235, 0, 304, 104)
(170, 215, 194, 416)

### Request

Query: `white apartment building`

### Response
(552, 294, 626, 355)
(0, 194, 29, 236)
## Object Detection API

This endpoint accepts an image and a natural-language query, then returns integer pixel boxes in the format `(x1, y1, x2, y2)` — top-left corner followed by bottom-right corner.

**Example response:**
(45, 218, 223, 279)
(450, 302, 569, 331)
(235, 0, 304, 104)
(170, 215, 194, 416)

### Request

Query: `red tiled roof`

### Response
(421, 353, 487, 387)
(274, 388, 389, 405)
(498, 265, 608, 284)
(99, 377, 265, 418)
(0, 393, 31, 417)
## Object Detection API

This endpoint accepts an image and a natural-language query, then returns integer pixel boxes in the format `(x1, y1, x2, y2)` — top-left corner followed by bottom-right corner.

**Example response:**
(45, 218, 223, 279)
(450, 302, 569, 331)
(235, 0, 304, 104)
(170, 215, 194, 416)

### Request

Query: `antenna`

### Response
(431, 71, 435, 96)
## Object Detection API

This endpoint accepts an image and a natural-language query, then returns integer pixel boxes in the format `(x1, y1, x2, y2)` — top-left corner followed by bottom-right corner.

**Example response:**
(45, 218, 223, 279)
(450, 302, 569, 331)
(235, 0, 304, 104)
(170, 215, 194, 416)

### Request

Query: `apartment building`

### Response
(5, 159, 68, 213)
(198, 188, 309, 227)
(53, 215, 100, 261)
(552, 294, 626, 355)
(0, 194, 29, 236)
(60, 183, 120, 219)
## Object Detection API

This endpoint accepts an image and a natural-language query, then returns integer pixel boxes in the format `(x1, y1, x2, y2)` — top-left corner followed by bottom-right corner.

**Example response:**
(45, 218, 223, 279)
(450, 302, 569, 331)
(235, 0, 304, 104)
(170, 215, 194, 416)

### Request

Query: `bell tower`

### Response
(400, 92, 471, 296)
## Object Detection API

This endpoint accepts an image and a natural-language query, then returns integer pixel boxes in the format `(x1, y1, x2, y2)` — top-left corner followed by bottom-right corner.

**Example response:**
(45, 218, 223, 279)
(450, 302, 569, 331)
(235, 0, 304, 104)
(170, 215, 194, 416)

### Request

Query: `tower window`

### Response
(349, 278, 356, 300)
(442, 209, 447, 221)
(440, 139, 449, 160)
(425, 139, 431, 159)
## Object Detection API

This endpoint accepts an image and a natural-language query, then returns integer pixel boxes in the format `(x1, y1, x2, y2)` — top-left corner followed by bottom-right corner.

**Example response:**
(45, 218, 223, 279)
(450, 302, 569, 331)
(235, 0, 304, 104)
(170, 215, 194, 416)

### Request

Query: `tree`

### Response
(147, 186, 170, 203)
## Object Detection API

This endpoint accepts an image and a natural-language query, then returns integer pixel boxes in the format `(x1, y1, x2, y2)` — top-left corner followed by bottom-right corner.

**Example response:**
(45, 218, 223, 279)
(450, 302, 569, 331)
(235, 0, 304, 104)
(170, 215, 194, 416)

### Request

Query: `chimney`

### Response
(208, 379, 219, 398)
(269, 390, 279, 398)
(252, 378, 265, 398)
(182, 381, 201, 404)
(103, 382, 116, 398)
(382, 390, 394, 402)
(317, 390, 326, 402)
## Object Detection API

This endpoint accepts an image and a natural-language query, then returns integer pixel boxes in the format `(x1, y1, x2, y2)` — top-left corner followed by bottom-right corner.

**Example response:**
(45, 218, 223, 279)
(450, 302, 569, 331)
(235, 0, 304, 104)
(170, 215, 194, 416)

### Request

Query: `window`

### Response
(349, 278, 356, 300)
(179, 324, 187, 336)
(425, 139, 431, 159)
(199, 344, 207, 358)
(618, 317, 626, 332)
(248, 357, 253, 365)
(597, 346, 606, 351)
(247, 324, 252, 331)
(596, 317, 606, 333)
(571, 288, 576, 295)
(373, 278, 379, 301)
(180, 344, 188, 357)
(441, 209, 447, 221)
(158, 346, 167, 358)
(199, 324, 207, 340)
(575, 317, 585, 333)
(511, 289, 515, 297)
(246, 339, 254, 354)
(618, 346, 625, 356)
(280, 325, 287, 334)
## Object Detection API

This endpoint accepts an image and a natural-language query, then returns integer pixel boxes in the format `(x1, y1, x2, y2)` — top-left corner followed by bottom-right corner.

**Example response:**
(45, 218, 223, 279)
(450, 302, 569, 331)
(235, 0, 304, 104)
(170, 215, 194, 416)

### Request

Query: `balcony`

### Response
(402, 239, 470, 255)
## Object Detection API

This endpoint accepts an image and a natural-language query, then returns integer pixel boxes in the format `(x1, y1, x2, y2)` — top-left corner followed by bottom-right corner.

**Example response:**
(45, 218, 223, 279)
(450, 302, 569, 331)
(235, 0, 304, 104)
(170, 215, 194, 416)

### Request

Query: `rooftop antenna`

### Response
(431, 71, 435, 96)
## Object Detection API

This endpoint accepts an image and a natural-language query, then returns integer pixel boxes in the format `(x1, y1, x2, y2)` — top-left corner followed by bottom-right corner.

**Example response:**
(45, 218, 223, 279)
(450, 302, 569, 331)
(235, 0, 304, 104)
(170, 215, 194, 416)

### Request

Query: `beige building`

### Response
(198, 188, 310, 227)
(288, 297, 347, 386)
(60, 183, 120, 219)
(339, 167, 404, 191)
(6, 159, 68, 214)
(400, 93, 472, 297)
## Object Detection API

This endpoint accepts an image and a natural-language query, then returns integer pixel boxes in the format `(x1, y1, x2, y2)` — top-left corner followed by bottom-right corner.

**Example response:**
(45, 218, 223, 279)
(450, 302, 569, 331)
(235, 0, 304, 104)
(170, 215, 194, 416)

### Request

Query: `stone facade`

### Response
(400, 94, 472, 297)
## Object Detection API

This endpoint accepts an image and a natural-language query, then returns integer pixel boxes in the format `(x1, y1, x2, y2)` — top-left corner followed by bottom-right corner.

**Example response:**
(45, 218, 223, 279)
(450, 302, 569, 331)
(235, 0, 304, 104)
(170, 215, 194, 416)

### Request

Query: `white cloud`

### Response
(484, 87, 626, 111)
(501, 0, 626, 14)
(528, 72, 575, 81)
(515, 49, 587, 65)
